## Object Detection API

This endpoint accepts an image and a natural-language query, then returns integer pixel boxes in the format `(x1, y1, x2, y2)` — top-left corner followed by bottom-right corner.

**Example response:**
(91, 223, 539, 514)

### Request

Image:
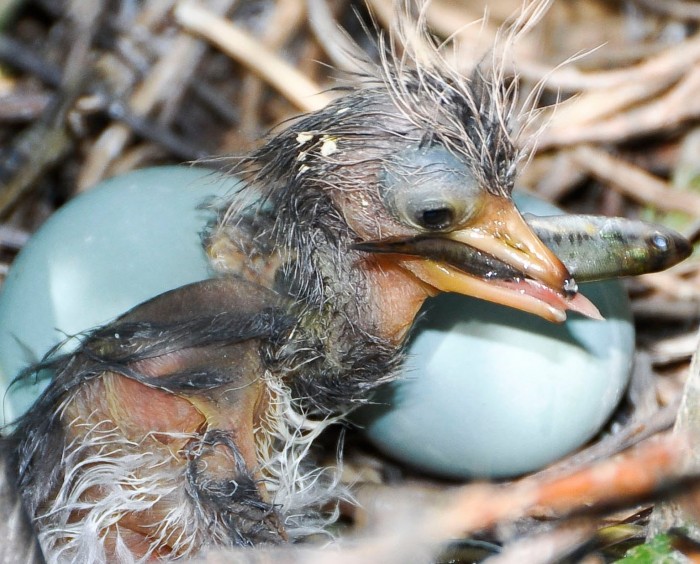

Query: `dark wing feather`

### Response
(9, 277, 294, 553)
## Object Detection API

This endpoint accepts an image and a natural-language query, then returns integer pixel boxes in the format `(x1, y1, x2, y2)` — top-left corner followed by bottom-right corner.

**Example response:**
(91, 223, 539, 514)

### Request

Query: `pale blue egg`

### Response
(0, 166, 238, 423)
(355, 194, 635, 479)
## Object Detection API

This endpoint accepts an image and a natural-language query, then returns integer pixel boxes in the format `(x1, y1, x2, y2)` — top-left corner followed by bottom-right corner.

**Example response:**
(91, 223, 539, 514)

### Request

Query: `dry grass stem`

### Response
(174, 1, 333, 113)
(540, 65, 700, 148)
(640, 271, 700, 301)
(237, 0, 307, 138)
(78, 31, 207, 189)
(571, 146, 700, 215)
(648, 333, 700, 366)
(519, 32, 700, 92)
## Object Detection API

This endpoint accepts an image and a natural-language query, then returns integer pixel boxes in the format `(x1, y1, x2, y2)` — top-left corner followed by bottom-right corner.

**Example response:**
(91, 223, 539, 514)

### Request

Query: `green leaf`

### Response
(615, 534, 687, 563)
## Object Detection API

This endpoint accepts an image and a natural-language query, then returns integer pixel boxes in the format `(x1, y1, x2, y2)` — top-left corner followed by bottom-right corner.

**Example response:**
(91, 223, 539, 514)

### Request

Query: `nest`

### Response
(1, 0, 700, 562)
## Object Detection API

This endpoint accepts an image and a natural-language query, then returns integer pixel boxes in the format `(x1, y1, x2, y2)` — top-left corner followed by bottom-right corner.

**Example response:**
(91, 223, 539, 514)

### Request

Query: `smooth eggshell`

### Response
(0, 166, 237, 422)
(355, 194, 635, 479)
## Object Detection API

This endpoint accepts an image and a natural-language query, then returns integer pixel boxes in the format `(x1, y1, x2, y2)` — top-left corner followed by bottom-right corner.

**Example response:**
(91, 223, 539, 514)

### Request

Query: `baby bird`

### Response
(5, 28, 689, 564)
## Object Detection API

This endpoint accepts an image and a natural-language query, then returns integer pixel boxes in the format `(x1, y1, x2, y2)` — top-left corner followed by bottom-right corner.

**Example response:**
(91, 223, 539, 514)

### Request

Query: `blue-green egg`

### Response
(354, 194, 634, 479)
(0, 166, 239, 422)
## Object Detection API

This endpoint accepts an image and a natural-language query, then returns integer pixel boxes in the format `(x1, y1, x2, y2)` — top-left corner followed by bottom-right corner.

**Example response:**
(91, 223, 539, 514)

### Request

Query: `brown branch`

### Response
(638, 271, 700, 301)
(201, 436, 691, 564)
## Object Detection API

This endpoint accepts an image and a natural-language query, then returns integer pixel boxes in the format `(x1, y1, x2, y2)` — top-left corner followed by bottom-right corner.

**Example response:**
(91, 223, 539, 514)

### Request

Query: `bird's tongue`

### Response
(499, 278, 603, 320)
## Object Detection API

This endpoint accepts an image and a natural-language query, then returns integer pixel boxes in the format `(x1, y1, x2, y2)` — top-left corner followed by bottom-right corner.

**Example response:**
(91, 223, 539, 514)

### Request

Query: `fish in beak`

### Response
(355, 193, 602, 323)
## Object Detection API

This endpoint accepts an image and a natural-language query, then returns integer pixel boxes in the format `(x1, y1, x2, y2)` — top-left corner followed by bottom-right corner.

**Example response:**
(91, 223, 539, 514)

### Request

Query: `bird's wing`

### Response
(12, 276, 294, 554)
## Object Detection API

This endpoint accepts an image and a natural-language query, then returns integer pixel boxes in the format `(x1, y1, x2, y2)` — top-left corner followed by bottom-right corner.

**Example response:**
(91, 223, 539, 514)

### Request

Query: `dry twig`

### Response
(540, 65, 700, 148)
(174, 1, 333, 113)
(571, 146, 700, 216)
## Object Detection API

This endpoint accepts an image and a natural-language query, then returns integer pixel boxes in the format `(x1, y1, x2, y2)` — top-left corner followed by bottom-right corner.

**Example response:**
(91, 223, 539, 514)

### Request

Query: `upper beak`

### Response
(355, 194, 601, 322)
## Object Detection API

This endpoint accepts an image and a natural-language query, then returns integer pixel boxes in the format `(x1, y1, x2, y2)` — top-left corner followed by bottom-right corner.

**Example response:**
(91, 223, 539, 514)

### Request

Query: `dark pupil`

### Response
(419, 207, 454, 230)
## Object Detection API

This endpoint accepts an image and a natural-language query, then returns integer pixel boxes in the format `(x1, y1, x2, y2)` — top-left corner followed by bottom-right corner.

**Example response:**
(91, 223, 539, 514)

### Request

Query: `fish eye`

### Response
(649, 232, 670, 253)
(379, 145, 481, 232)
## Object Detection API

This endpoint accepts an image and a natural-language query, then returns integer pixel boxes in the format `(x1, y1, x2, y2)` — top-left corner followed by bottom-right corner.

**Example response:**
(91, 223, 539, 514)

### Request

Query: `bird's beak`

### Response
(356, 194, 601, 322)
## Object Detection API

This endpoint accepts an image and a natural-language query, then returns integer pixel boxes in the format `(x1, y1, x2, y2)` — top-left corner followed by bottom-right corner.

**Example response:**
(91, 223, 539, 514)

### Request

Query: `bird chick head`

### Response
(226, 44, 598, 325)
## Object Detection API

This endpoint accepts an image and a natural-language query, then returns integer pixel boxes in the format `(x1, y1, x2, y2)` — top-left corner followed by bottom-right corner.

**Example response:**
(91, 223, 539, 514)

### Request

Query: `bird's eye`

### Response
(379, 145, 481, 232)
(417, 206, 455, 230)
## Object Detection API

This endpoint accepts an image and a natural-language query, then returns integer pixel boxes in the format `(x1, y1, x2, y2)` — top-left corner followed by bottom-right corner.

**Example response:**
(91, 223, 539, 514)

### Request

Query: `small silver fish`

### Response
(353, 215, 691, 284)
(527, 214, 692, 282)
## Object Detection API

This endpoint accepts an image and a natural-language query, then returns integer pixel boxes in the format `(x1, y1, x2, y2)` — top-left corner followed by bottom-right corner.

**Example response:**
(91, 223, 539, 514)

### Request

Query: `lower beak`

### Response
(402, 259, 600, 322)
(357, 195, 601, 322)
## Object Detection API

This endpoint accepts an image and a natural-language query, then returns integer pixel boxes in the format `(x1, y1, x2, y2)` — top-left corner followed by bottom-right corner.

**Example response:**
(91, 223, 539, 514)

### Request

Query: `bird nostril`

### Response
(418, 207, 454, 231)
